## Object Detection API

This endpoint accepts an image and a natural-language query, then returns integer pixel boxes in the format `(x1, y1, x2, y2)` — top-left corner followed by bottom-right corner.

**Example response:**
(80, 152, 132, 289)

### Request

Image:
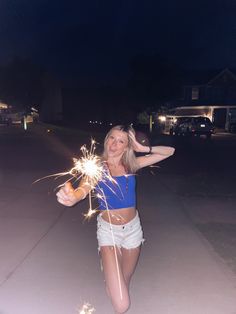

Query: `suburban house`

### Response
(166, 68, 236, 131)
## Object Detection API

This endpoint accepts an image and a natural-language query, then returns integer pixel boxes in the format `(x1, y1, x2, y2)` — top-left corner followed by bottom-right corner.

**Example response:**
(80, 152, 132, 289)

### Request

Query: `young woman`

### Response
(56, 125, 175, 313)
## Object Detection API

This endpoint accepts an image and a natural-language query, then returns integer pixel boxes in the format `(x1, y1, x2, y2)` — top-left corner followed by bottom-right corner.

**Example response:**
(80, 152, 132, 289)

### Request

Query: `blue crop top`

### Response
(96, 174, 136, 210)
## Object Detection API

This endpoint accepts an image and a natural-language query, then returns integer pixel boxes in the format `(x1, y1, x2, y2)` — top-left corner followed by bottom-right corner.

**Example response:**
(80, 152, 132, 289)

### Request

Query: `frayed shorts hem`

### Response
(96, 211, 145, 251)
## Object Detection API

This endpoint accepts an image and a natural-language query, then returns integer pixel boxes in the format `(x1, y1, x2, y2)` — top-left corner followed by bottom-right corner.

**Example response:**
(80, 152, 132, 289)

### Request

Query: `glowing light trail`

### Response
(78, 302, 95, 314)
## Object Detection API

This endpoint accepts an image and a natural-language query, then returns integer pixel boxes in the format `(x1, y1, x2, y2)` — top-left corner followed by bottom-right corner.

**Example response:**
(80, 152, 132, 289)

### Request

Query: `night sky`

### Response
(1, 0, 236, 86)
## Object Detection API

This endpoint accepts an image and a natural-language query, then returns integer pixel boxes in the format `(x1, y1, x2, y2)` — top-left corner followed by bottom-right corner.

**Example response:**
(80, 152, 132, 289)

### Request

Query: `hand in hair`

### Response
(128, 130, 149, 153)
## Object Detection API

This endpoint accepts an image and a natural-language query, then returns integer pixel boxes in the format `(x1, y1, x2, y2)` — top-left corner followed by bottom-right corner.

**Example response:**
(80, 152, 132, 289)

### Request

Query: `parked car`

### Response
(0, 108, 39, 125)
(169, 117, 191, 136)
(177, 116, 214, 138)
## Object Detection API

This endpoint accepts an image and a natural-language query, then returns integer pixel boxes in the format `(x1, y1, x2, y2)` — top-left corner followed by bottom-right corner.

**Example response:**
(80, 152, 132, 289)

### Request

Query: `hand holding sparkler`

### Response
(56, 182, 87, 207)
(52, 140, 112, 219)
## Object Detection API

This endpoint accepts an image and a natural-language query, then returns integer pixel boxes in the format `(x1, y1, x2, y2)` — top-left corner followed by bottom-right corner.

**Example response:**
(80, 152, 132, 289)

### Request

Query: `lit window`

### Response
(192, 87, 199, 100)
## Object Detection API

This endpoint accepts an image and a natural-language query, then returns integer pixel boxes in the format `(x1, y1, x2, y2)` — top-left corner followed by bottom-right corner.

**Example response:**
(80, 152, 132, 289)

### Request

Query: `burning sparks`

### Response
(78, 302, 95, 314)
(67, 140, 108, 220)
(70, 140, 104, 188)
(35, 139, 111, 219)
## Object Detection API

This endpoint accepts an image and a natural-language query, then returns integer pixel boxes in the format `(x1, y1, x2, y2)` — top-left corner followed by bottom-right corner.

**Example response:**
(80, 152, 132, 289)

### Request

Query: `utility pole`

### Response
(149, 113, 153, 133)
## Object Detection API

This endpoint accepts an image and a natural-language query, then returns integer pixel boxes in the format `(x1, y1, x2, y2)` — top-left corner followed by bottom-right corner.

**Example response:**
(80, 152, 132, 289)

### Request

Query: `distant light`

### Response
(204, 114, 213, 121)
(47, 129, 51, 133)
(23, 116, 27, 130)
(89, 121, 92, 124)
(109, 123, 113, 126)
(158, 116, 166, 122)
(99, 122, 102, 124)
(0, 103, 8, 109)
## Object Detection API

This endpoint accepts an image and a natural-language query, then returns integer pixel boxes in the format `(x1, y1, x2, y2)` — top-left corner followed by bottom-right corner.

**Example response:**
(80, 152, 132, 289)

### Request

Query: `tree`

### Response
(137, 110, 150, 125)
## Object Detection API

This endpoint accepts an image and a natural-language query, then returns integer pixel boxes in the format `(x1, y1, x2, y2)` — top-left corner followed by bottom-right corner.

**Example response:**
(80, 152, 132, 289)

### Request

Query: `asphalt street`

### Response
(0, 124, 236, 314)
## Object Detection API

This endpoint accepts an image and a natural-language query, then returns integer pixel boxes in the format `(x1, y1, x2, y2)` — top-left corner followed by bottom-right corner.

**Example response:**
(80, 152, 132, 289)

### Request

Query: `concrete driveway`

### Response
(0, 125, 236, 314)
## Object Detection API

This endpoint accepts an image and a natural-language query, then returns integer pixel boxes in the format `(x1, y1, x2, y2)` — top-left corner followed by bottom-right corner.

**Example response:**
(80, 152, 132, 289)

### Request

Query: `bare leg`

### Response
(121, 246, 141, 288)
(100, 245, 141, 313)
(100, 246, 130, 314)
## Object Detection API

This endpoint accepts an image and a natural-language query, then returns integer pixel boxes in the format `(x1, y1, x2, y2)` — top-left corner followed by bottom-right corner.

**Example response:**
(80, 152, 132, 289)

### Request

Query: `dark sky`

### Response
(1, 0, 236, 85)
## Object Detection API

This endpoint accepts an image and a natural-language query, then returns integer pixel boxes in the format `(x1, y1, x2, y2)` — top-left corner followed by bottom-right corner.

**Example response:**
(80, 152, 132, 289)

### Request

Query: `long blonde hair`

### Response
(102, 125, 139, 174)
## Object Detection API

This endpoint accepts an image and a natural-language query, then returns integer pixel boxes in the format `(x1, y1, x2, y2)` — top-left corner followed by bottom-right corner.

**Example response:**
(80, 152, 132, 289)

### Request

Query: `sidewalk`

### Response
(133, 173, 236, 314)
(0, 170, 236, 314)
(0, 127, 236, 314)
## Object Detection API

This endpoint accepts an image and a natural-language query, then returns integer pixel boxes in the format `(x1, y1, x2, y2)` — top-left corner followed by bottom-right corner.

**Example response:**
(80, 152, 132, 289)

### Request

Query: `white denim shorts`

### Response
(97, 211, 144, 250)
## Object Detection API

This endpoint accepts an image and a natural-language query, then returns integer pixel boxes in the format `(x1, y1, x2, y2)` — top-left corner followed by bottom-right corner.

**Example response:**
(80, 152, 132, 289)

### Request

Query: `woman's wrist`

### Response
(75, 186, 86, 200)
(145, 146, 152, 154)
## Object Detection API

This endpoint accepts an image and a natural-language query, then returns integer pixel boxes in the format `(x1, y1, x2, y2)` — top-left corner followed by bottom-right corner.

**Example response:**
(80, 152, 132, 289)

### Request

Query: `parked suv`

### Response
(178, 116, 214, 138)
(169, 117, 191, 136)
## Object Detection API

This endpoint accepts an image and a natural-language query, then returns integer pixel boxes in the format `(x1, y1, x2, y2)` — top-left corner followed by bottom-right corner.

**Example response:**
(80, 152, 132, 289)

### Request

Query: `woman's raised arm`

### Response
(129, 131, 175, 169)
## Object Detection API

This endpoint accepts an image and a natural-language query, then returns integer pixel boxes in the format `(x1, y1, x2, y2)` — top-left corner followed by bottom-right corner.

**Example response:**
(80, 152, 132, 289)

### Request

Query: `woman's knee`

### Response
(112, 295, 130, 313)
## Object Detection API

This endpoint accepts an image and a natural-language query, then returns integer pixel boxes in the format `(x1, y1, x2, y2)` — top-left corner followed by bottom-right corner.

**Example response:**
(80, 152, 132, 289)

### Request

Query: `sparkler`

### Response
(68, 141, 123, 299)
(70, 140, 104, 188)
(36, 139, 124, 300)
(67, 140, 124, 300)
(100, 189, 123, 300)
(35, 139, 114, 219)
(68, 139, 106, 220)
(78, 302, 95, 314)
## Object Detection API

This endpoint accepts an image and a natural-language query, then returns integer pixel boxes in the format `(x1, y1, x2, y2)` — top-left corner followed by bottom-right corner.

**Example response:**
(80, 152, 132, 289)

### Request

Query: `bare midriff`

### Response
(100, 207, 136, 225)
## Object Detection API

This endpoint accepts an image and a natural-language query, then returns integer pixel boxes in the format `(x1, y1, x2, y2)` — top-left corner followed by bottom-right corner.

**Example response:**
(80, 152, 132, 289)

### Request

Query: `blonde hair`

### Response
(102, 125, 139, 174)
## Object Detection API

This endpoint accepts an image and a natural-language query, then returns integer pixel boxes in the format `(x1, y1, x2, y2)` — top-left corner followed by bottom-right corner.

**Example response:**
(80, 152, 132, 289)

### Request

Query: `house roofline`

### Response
(207, 68, 236, 85)
(169, 105, 236, 111)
